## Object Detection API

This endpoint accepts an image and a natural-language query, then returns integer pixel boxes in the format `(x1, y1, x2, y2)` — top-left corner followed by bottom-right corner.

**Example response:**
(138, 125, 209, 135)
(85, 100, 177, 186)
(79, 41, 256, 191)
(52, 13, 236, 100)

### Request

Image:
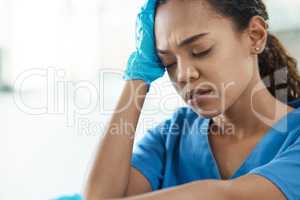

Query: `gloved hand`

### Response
(53, 193, 82, 200)
(122, 0, 165, 86)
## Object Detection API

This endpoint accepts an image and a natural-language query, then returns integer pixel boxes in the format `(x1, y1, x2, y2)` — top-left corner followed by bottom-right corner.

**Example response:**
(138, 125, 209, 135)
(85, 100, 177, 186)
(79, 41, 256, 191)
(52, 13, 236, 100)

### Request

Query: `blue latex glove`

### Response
(53, 193, 83, 200)
(123, 0, 165, 85)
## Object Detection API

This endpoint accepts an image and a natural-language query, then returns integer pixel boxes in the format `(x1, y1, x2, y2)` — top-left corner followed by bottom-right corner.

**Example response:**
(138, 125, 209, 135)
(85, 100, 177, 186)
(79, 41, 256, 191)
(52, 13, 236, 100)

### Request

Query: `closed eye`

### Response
(192, 47, 212, 58)
(162, 47, 213, 68)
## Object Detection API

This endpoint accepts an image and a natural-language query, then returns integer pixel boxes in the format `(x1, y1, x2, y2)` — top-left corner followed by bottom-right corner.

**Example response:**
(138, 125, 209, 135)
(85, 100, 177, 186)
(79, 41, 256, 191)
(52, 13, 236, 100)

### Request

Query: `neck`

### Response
(212, 74, 294, 139)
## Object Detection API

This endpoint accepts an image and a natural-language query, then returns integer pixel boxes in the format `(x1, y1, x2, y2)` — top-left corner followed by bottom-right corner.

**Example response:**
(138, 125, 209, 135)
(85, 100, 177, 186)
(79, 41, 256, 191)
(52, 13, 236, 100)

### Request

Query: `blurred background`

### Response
(0, 0, 299, 199)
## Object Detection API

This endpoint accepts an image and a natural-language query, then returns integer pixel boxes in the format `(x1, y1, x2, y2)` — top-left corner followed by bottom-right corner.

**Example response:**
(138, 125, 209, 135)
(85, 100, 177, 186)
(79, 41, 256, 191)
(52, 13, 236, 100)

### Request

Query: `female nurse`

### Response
(83, 0, 300, 199)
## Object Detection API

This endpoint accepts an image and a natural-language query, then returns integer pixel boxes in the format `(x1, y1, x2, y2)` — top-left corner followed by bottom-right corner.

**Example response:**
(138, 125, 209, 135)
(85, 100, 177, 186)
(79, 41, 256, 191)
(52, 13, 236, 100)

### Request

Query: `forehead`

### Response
(154, 0, 225, 49)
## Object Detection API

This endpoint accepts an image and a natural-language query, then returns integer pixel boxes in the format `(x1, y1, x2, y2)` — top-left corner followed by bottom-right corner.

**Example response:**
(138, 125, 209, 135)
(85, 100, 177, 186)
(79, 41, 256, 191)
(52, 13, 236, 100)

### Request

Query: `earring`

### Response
(255, 47, 260, 51)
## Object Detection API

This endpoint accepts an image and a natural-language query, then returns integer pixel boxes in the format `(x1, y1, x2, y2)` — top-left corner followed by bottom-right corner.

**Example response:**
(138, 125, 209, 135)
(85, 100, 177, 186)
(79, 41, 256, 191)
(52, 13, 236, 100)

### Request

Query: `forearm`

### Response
(101, 174, 285, 200)
(108, 179, 232, 200)
(84, 80, 149, 200)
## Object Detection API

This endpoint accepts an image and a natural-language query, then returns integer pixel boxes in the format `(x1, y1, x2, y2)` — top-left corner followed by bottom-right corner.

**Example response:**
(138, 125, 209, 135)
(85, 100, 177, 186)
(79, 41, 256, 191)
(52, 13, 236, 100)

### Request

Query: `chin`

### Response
(190, 105, 221, 118)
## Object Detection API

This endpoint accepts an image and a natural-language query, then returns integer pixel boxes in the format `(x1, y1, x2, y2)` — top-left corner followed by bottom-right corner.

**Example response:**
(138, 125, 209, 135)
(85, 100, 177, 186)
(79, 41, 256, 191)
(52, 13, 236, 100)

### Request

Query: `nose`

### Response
(176, 57, 200, 83)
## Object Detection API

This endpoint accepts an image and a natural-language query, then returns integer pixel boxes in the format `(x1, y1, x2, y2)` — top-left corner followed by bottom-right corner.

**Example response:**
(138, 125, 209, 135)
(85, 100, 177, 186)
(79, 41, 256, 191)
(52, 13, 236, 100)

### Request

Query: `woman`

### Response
(84, 0, 300, 199)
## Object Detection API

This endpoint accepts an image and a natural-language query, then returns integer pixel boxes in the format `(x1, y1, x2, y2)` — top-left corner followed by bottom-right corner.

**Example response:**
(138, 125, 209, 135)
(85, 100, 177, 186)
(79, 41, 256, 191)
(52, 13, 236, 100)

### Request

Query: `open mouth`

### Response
(193, 88, 212, 97)
(186, 88, 212, 101)
(186, 88, 215, 105)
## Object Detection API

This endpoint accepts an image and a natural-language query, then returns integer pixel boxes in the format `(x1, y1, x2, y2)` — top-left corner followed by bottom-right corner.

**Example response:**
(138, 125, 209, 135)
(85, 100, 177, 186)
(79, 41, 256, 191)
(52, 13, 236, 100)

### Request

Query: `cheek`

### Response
(205, 45, 254, 106)
(212, 39, 253, 84)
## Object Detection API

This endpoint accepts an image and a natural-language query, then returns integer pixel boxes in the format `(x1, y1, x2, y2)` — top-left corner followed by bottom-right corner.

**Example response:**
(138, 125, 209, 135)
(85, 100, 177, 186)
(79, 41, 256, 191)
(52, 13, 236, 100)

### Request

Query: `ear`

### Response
(246, 16, 268, 55)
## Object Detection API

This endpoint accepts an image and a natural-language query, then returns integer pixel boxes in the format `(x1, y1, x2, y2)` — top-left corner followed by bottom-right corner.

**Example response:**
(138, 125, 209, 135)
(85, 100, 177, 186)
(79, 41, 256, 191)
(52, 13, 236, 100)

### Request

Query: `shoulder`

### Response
(282, 107, 300, 145)
(282, 125, 300, 150)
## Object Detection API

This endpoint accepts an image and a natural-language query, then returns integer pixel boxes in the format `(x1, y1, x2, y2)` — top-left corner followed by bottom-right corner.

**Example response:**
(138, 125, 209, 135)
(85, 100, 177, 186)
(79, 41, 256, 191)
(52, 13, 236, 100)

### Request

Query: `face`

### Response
(155, 0, 256, 118)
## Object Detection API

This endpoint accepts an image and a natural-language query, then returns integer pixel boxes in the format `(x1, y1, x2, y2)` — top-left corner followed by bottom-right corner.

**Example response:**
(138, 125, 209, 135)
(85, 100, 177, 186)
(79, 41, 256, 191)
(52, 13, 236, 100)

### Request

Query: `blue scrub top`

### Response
(131, 99, 300, 200)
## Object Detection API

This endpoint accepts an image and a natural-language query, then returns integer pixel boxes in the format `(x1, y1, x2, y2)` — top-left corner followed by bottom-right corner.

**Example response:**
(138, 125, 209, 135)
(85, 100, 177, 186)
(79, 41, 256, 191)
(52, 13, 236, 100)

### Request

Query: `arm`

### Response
(116, 125, 300, 200)
(84, 80, 149, 200)
(84, 0, 166, 196)
(83, 80, 286, 200)
(116, 179, 232, 200)
(104, 174, 285, 200)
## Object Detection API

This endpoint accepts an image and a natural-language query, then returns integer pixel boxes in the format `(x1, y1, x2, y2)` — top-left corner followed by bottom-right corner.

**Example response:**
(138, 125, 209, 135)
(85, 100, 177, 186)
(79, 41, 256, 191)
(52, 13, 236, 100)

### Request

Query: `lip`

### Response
(186, 89, 213, 105)
(186, 88, 212, 101)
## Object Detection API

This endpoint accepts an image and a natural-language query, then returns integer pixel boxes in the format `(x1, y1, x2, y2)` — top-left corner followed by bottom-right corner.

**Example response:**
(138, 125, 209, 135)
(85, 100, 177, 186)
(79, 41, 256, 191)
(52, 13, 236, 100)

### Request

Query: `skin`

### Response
(84, 0, 294, 199)
(154, 0, 294, 181)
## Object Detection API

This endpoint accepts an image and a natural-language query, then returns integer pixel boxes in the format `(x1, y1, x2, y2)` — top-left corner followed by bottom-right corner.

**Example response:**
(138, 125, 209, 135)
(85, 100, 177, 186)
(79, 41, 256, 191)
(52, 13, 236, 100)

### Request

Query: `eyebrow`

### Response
(157, 32, 210, 54)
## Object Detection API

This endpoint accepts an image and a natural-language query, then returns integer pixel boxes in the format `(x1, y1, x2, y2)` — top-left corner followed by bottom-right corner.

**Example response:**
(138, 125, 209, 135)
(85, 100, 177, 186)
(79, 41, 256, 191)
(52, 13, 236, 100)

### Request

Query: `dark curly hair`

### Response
(156, 0, 300, 103)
